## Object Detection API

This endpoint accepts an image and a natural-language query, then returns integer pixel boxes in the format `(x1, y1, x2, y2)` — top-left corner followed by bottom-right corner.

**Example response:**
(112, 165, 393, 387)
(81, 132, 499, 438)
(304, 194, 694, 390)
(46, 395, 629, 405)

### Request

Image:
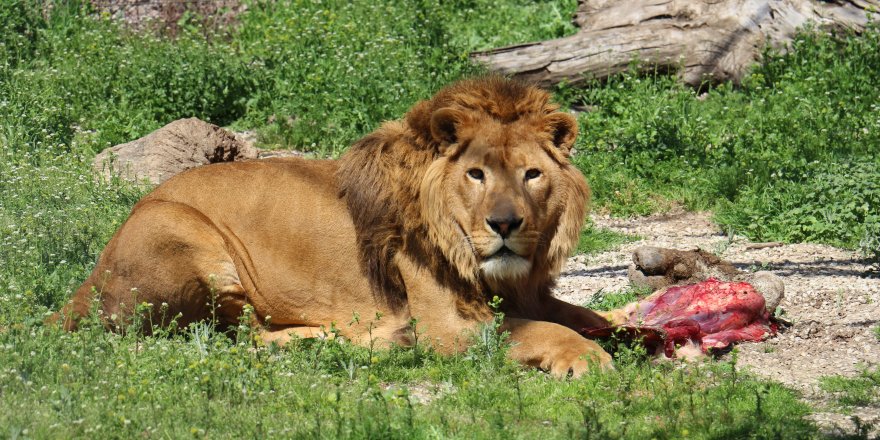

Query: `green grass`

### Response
(583, 287, 652, 312)
(576, 222, 639, 256)
(820, 367, 880, 408)
(0, 317, 818, 439)
(2, 0, 880, 437)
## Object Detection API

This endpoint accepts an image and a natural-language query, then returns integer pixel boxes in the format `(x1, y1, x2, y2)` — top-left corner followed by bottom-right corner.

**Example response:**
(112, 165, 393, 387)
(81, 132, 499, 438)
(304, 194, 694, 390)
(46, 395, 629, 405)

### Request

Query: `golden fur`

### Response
(53, 77, 612, 377)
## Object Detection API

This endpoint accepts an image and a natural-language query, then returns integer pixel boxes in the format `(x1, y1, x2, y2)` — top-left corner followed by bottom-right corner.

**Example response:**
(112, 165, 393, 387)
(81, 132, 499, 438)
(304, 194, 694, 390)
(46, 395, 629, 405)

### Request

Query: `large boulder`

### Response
(93, 118, 259, 185)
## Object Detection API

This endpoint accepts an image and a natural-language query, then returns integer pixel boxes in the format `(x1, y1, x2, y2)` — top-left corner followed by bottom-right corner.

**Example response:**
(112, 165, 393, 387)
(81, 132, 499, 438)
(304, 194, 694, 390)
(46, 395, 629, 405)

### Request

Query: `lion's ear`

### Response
(430, 108, 464, 147)
(544, 113, 578, 156)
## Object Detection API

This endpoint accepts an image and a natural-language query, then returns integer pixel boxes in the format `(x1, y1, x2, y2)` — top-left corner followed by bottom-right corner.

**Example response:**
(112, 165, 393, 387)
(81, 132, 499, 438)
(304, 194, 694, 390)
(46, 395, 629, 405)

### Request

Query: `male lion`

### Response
(54, 77, 612, 377)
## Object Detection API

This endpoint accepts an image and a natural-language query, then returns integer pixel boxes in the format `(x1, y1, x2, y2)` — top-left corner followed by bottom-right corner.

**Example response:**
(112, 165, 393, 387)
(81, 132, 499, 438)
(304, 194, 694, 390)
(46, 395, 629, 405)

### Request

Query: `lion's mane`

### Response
(336, 76, 589, 314)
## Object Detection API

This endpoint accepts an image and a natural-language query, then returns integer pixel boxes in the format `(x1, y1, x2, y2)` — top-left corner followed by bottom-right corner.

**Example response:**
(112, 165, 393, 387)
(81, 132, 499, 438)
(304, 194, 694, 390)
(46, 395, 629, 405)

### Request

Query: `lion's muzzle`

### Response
(486, 215, 523, 238)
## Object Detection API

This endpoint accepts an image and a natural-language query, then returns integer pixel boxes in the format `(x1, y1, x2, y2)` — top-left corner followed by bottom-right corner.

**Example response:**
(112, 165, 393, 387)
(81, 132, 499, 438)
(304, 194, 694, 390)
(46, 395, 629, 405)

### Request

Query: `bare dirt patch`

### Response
(91, 0, 243, 33)
(555, 211, 880, 435)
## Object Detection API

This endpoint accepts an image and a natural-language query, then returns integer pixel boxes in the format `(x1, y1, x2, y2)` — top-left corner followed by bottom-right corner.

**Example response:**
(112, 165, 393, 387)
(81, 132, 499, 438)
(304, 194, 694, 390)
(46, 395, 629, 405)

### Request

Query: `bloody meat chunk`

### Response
(583, 278, 778, 358)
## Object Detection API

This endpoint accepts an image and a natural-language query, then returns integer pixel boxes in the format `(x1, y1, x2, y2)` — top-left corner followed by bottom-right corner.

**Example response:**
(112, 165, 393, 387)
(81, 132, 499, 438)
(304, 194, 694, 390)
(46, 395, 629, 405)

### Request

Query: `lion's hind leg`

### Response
(56, 200, 250, 332)
(48, 282, 101, 331)
(259, 326, 330, 346)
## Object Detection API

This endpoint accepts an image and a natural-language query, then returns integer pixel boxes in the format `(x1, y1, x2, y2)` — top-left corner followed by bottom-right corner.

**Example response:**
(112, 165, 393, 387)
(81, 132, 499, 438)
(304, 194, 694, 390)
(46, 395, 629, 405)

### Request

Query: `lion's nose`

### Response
(486, 216, 523, 238)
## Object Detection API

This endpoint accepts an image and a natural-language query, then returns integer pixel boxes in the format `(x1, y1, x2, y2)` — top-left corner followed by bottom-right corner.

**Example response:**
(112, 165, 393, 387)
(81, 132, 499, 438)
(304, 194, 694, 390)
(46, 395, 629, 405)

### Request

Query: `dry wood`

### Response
(471, 0, 880, 87)
(745, 242, 785, 250)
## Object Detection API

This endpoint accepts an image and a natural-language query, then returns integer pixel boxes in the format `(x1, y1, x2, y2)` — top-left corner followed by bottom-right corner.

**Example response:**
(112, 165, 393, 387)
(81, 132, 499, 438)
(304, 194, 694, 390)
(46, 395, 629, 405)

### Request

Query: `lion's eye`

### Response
(467, 168, 485, 181)
(524, 169, 542, 180)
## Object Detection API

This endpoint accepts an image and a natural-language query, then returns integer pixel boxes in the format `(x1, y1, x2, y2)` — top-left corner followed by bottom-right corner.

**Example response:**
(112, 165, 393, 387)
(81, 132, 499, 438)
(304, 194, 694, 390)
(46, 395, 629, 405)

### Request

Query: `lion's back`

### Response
(143, 157, 337, 207)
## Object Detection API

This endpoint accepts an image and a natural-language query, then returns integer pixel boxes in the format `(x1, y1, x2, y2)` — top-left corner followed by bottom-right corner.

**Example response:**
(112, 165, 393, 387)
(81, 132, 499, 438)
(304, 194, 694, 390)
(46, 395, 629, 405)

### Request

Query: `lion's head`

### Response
(338, 76, 589, 309)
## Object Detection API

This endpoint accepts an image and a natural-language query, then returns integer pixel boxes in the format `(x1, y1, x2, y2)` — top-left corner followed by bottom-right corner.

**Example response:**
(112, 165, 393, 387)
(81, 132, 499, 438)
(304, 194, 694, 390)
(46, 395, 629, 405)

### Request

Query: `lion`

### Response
(52, 76, 612, 377)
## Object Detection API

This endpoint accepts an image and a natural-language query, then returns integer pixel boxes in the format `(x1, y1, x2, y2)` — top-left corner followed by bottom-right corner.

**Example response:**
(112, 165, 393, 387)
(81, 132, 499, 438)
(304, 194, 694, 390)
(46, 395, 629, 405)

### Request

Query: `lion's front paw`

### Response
(545, 337, 613, 378)
(509, 329, 612, 378)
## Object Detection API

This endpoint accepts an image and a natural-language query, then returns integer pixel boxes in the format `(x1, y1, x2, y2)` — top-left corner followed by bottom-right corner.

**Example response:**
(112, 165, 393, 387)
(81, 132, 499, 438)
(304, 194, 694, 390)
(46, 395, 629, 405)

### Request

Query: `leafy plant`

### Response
(0, 0, 46, 66)
(570, 23, 880, 249)
(715, 159, 880, 249)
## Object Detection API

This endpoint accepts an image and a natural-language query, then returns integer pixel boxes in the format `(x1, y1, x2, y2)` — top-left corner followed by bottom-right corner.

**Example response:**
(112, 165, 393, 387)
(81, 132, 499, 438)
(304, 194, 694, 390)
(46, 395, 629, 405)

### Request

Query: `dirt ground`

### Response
(554, 211, 880, 436)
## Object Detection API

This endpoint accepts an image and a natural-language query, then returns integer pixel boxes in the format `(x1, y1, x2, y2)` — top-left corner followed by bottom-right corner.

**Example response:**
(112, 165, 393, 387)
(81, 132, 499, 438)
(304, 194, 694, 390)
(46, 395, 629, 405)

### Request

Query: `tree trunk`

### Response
(470, 0, 880, 87)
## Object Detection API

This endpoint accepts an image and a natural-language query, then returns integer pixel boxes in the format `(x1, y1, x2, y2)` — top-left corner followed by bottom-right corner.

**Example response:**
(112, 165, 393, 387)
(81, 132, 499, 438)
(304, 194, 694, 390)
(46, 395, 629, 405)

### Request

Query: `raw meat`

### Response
(582, 278, 777, 358)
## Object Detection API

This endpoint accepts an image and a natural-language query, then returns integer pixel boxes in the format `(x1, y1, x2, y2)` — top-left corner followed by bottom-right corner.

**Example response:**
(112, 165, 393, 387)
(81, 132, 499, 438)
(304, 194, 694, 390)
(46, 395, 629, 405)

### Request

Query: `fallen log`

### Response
(471, 0, 880, 87)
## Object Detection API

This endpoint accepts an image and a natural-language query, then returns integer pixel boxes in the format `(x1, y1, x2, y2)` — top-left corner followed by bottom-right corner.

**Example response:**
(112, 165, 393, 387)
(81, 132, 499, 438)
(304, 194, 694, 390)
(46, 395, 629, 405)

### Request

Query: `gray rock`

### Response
(93, 118, 259, 185)
(748, 271, 785, 312)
